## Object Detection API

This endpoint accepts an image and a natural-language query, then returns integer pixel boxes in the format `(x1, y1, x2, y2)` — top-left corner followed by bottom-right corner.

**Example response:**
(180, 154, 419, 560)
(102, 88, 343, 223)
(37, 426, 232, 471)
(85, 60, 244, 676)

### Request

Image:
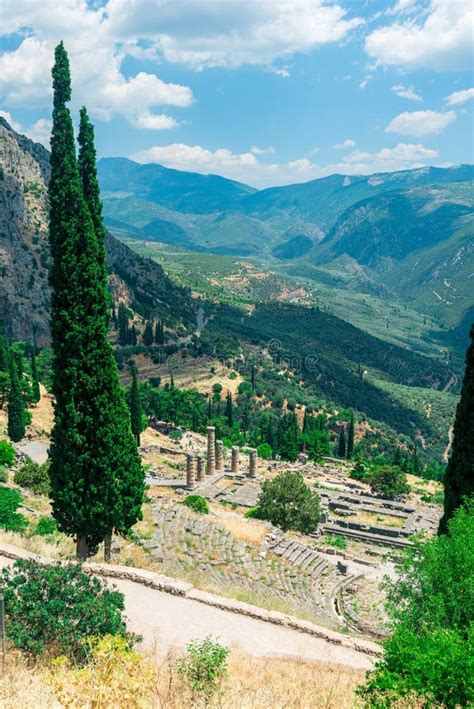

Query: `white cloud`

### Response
(365, 0, 473, 71)
(0, 1, 193, 128)
(250, 145, 275, 155)
(391, 84, 422, 102)
(106, 0, 363, 70)
(334, 139, 357, 150)
(445, 87, 474, 106)
(0, 110, 22, 132)
(131, 112, 178, 130)
(386, 110, 456, 136)
(25, 118, 52, 147)
(130, 141, 442, 187)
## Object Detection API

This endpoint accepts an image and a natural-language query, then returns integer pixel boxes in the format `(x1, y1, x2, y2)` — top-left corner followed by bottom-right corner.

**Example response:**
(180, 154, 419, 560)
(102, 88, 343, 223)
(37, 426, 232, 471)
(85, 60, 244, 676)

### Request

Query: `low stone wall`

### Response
(0, 540, 380, 659)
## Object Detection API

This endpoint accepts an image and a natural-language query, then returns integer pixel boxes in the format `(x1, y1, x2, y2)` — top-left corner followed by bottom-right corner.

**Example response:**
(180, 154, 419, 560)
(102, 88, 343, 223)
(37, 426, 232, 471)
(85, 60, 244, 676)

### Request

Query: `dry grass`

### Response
(28, 386, 54, 438)
(0, 529, 75, 560)
(0, 645, 365, 709)
(218, 515, 270, 545)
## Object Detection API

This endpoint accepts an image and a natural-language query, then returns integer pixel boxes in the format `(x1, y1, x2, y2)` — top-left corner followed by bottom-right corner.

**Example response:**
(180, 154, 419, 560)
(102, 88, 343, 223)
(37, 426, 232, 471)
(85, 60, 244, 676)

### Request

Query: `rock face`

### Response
(0, 117, 194, 345)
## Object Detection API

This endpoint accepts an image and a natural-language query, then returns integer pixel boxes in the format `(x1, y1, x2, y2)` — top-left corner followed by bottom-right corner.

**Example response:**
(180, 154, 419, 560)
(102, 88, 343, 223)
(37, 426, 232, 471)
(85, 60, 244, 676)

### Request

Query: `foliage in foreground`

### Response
(359, 504, 474, 707)
(0, 440, 15, 467)
(2, 559, 129, 661)
(44, 635, 156, 709)
(175, 636, 230, 701)
(254, 471, 321, 533)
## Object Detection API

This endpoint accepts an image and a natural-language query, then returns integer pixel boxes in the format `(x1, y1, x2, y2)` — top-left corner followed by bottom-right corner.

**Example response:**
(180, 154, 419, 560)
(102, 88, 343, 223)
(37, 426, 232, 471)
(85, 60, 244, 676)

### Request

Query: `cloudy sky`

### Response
(0, 0, 472, 187)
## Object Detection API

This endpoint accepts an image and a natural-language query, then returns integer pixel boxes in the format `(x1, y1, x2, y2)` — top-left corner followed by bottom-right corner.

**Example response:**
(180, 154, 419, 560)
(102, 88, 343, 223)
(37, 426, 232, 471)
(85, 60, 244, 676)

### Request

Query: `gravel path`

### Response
(110, 578, 374, 669)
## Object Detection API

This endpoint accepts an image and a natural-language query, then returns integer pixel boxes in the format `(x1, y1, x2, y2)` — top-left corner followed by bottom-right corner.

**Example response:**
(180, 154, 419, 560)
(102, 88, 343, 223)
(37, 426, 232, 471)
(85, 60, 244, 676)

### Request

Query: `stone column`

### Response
(248, 448, 257, 478)
(215, 440, 224, 472)
(231, 446, 240, 474)
(206, 426, 216, 476)
(186, 452, 196, 489)
(196, 455, 205, 482)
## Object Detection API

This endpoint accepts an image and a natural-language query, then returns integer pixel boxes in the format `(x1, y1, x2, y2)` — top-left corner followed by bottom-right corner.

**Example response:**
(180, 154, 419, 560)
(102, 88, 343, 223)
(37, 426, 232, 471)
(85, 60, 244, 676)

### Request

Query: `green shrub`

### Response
(0, 440, 15, 467)
(350, 459, 370, 482)
(324, 534, 347, 549)
(0, 486, 29, 532)
(0, 467, 8, 484)
(169, 429, 183, 441)
(2, 559, 130, 661)
(369, 465, 411, 500)
(14, 459, 50, 495)
(183, 495, 209, 515)
(175, 636, 230, 701)
(254, 471, 321, 533)
(244, 507, 260, 519)
(359, 505, 474, 707)
(256, 442, 273, 459)
(33, 515, 57, 536)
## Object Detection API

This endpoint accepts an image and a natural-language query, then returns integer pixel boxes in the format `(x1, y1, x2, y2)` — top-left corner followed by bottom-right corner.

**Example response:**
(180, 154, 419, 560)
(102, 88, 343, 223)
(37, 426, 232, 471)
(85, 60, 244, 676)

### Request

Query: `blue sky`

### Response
(0, 0, 473, 187)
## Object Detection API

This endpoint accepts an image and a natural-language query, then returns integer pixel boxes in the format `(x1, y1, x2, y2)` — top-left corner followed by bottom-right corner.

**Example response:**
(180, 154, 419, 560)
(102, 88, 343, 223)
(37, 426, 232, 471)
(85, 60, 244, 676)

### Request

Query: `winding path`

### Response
(0, 541, 378, 669)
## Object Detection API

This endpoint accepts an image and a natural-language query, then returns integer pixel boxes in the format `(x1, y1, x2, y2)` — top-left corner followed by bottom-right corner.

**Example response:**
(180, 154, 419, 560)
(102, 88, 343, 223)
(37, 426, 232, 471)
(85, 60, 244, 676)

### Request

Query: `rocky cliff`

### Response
(0, 118, 193, 345)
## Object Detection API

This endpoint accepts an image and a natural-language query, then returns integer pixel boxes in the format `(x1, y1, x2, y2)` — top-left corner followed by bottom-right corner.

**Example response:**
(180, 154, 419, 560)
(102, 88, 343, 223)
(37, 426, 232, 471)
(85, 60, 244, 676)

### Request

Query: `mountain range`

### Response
(99, 158, 473, 329)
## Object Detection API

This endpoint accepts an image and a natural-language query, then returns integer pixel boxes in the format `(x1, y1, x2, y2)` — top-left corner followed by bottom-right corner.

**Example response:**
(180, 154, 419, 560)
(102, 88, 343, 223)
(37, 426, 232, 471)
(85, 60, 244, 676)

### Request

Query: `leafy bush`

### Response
(359, 505, 474, 707)
(14, 460, 50, 495)
(350, 459, 370, 482)
(169, 429, 183, 441)
(183, 495, 209, 515)
(44, 635, 156, 708)
(0, 486, 29, 532)
(2, 559, 130, 660)
(0, 440, 15, 467)
(175, 636, 230, 701)
(33, 515, 57, 536)
(244, 507, 260, 519)
(0, 467, 8, 484)
(369, 465, 411, 500)
(256, 443, 273, 459)
(254, 471, 321, 533)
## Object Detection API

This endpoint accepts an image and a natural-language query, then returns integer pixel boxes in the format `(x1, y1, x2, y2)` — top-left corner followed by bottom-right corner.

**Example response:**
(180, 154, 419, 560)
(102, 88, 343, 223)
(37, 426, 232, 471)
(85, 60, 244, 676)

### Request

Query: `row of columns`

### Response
(186, 426, 257, 489)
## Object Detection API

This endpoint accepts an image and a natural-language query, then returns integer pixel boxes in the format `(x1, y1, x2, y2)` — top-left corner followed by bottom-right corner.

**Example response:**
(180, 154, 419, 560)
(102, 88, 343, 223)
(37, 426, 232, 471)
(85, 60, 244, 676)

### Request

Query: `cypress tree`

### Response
(129, 365, 143, 446)
(251, 364, 256, 393)
(155, 320, 164, 345)
(225, 390, 233, 427)
(0, 330, 10, 409)
(143, 320, 154, 347)
(337, 428, 347, 459)
(118, 303, 129, 345)
(48, 44, 144, 561)
(30, 348, 41, 404)
(7, 353, 26, 442)
(347, 411, 355, 459)
(439, 324, 474, 533)
(111, 305, 118, 330)
(207, 395, 212, 420)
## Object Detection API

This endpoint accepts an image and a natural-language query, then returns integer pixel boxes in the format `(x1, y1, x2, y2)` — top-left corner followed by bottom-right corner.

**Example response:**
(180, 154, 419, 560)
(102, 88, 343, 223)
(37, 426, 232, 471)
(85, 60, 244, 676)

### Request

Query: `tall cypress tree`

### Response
(225, 390, 233, 427)
(439, 325, 474, 533)
(337, 428, 347, 459)
(77, 103, 145, 560)
(129, 365, 143, 446)
(347, 411, 355, 459)
(30, 348, 41, 404)
(118, 303, 129, 345)
(143, 320, 154, 347)
(48, 44, 144, 561)
(7, 353, 26, 442)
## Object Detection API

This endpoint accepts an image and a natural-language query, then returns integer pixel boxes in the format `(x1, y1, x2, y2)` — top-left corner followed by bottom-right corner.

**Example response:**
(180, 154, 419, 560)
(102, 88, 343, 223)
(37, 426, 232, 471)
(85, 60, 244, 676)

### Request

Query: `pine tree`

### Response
(439, 324, 474, 533)
(7, 353, 26, 442)
(118, 303, 129, 345)
(347, 411, 355, 459)
(225, 390, 233, 427)
(143, 320, 154, 347)
(30, 348, 41, 404)
(48, 45, 144, 561)
(337, 428, 346, 459)
(129, 365, 143, 446)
